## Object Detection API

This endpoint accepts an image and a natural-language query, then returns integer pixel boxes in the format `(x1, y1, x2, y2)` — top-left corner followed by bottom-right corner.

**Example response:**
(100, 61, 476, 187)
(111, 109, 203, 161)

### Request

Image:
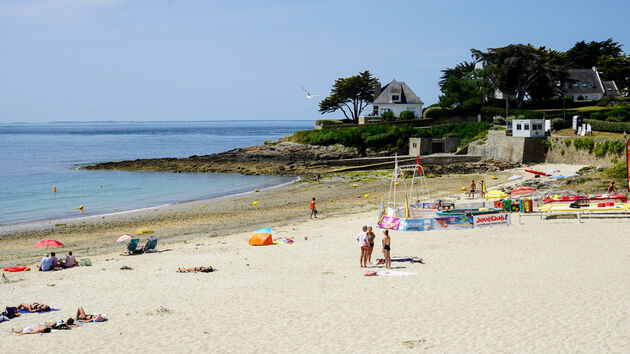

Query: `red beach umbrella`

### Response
(33, 239, 64, 248)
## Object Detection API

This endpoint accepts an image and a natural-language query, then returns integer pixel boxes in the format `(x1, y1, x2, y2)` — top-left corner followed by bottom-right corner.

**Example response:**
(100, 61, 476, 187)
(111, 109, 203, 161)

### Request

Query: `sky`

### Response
(1, 0, 629, 122)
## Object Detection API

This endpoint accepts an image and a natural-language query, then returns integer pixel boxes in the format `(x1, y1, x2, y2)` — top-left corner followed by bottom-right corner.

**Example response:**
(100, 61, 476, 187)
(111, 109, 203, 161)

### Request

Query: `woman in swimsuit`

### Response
(382, 230, 391, 269)
(75, 307, 107, 323)
(17, 303, 50, 312)
(12, 323, 53, 335)
(177, 266, 214, 273)
(366, 226, 376, 264)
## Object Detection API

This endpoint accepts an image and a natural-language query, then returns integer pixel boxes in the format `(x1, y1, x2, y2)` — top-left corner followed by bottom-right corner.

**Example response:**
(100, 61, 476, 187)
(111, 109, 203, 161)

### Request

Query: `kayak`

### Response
(524, 169, 551, 176)
(436, 208, 503, 216)
(543, 193, 628, 204)
(485, 190, 509, 199)
(539, 203, 629, 212)
(3, 266, 28, 272)
(511, 187, 536, 196)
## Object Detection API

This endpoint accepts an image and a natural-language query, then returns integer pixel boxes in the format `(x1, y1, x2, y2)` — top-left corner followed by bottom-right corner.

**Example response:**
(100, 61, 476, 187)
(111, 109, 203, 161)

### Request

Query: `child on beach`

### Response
(382, 230, 391, 269)
(608, 181, 615, 194)
(309, 198, 317, 219)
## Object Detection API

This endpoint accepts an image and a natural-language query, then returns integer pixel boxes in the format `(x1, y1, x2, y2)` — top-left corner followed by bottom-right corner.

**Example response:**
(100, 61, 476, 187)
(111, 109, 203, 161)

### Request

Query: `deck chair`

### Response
(143, 238, 158, 253)
(127, 238, 140, 255)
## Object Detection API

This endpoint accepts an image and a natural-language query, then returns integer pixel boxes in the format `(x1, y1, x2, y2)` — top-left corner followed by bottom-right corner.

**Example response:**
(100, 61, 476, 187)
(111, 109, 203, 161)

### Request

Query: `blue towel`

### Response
(256, 228, 272, 233)
(17, 308, 59, 314)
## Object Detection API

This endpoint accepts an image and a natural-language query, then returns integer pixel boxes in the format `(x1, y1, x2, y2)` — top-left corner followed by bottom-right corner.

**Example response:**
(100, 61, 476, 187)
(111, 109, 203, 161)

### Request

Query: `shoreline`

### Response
(0, 177, 298, 232)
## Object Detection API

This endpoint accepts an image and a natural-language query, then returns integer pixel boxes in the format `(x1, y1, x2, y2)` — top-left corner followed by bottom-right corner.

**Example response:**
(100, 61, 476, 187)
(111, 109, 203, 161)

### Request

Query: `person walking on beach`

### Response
(608, 181, 616, 194)
(356, 226, 369, 268)
(468, 180, 476, 199)
(366, 226, 376, 264)
(310, 197, 317, 219)
(382, 230, 391, 269)
(317, 173, 321, 184)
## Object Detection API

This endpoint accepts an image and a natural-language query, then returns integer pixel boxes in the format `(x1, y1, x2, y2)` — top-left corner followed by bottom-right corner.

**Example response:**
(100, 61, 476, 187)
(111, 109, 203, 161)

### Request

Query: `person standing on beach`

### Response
(480, 180, 486, 199)
(310, 198, 317, 219)
(608, 181, 616, 194)
(356, 226, 369, 268)
(382, 230, 391, 269)
(366, 226, 376, 264)
(468, 180, 476, 199)
(317, 173, 321, 184)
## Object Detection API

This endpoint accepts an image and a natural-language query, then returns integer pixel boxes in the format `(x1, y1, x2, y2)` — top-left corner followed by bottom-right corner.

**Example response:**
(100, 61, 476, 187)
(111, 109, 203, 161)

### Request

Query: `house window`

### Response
(573, 83, 579, 87)
(391, 95, 400, 101)
(524, 124, 530, 130)
(406, 107, 416, 111)
(380, 108, 391, 114)
(412, 143, 417, 148)
(516, 124, 522, 130)
(582, 83, 587, 87)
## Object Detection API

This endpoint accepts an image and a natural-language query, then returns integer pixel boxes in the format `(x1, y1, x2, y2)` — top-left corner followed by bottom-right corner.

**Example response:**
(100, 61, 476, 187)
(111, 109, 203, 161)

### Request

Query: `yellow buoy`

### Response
(490, 175, 497, 180)
(251, 200, 259, 206)
(395, 181, 401, 186)
(460, 187, 467, 191)
(136, 228, 155, 234)
(352, 184, 358, 188)
(78, 205, 84, 211)
(364, 194, 370, 199)
(200, 204, 206, 209)
(254, 189, 260, 192)
(328, 199, 333, 202)
(53, 186, 57, 193)
(114, 208, 117, 212)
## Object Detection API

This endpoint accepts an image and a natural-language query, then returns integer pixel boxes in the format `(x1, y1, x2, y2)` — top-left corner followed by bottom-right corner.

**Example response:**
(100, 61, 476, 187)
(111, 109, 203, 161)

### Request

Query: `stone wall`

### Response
(468, 130, 547, 163)
(545, 136, 623, 166)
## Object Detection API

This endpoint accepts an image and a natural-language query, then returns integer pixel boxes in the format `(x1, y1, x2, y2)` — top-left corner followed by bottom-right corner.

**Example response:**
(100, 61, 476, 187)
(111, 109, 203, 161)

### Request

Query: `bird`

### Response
(301, 87, 320, 99)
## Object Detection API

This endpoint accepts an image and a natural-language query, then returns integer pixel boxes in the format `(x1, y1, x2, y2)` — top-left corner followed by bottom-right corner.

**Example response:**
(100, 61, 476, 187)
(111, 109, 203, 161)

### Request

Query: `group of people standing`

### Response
(356, 226, 391, 268)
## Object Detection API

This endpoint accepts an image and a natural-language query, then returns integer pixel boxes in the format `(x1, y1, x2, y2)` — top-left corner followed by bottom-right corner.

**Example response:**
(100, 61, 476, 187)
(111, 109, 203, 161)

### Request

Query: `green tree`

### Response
(472, 44, 569, 109)
(597, 54, 630, 94)
(319, 71, 380, 123)
(566, 38, 623, 68)
(438, 61, 485, 110)
(380, 110, 395, 121)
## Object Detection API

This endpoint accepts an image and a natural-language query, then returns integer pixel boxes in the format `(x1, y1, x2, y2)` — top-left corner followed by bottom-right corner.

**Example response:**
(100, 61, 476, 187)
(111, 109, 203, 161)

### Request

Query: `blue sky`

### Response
(1, 0, 629, 122)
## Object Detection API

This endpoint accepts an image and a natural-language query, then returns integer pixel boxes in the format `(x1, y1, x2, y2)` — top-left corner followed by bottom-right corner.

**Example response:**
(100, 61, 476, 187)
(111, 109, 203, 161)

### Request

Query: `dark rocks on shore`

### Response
(83, 141, 520, 176)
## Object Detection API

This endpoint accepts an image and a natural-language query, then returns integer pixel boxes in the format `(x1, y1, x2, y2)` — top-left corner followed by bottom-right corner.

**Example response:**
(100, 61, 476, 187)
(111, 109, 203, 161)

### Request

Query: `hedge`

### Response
(585, 119, 630, 133)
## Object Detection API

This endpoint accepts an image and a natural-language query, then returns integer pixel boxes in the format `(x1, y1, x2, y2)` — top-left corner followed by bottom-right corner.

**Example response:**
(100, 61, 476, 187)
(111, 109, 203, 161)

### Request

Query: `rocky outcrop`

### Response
(84, 142, 361, 175)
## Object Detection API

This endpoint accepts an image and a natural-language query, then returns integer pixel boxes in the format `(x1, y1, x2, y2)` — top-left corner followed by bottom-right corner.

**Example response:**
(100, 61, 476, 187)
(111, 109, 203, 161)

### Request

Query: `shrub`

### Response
(573, 138, 595, 152)
(315, 119, 344, 126)
(551, 118, 567, 131)
(560, 148, 565, 156)
(604, 162, 626, 180)
(585, 119, 630, 133)
(589, 111, 607, 120)
(380, 110, 396, 122)
(607, 108, 630, 121)
(399, 110, 416, 120)
(598, 96, 614, 107)
(564, 138, 572, 147)
(423, 106, 443, 118)
(577, 95, 584, 101)
(493, 116, 506, 125)
(541, 139, 552, 151)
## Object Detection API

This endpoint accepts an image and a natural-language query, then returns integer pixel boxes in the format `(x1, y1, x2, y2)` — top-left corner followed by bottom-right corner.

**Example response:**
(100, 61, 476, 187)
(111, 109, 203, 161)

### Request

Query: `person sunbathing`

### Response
(75, 307, 107, 323)
(12, 323, 53, 335)
(177, 266, 214, 273)
(17, 303, 50, 312)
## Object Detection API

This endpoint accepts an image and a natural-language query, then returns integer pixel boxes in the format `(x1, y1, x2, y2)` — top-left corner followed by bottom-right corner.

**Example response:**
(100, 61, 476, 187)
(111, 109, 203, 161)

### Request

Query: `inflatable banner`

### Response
(473, 213, 511, 227)
(432, 216, 473, 230)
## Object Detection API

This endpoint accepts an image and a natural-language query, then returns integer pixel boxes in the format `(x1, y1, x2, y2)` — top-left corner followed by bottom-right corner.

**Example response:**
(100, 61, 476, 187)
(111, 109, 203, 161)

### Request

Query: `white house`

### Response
(512, 119, 545, 137)
(368, 79, 424, 118)
(565, 67, 621, 101)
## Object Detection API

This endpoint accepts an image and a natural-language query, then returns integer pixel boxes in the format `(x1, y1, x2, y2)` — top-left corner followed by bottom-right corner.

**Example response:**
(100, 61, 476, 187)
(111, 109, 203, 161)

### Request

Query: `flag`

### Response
(416, 154, 423, 175)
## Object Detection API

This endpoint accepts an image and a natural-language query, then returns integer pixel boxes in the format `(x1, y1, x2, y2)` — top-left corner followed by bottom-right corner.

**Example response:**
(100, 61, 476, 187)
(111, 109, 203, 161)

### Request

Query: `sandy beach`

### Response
(1, 164, 629, 352)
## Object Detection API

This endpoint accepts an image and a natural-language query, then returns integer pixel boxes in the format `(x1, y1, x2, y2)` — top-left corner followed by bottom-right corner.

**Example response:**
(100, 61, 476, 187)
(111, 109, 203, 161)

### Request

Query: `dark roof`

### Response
(373, 79, 423, 104)
(565, 68, 604, 95)
(602, 81, 621, 97)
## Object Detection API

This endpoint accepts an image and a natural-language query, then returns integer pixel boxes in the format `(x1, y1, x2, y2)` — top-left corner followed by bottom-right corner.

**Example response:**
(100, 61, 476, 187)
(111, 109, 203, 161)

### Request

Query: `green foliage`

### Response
(598, 96, 615, 107)
(438, 61, 493, 110)
(589, 111, 607, 120)
(566, 38, 623, 68)
(541, 139, 552, 151)
(551, 118, 567, 131)
(480, 106, 544, 120)
(380, 110, 396, 122)
(399, 110, 416, 120)
(560, 148, 565, 155)
(319, 71, 379, 122)
(315, 119, 344, 126)
(423, 106, 443, 118)
(585, 119, 630, 133)
(573, 138, 595, 152)
(564, 138, 572, 147)
(607, 108, 630, 120)
(604, 162, 627, 180)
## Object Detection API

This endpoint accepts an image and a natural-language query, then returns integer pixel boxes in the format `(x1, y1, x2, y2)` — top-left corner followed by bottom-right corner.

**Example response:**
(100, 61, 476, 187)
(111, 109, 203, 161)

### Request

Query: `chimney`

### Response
(373, 82, 382, 100)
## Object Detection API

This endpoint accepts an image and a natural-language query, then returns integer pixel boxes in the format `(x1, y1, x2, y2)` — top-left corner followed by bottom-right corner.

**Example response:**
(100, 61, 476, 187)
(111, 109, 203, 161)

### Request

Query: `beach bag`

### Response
(314, 208, 318, 215)
(78, 259, 92, 266)
(4, 306, 18, 319)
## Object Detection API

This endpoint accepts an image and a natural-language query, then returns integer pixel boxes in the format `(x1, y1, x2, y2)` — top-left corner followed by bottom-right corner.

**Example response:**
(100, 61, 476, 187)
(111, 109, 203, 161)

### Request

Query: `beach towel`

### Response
(377, 271, 417, 276)
(17, 308, 60, 314)
(392, 257, 423, 263)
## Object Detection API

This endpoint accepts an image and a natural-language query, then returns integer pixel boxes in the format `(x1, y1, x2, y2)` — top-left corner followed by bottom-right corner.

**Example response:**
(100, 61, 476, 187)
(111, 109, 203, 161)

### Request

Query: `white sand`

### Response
(1, 208, 629, 352)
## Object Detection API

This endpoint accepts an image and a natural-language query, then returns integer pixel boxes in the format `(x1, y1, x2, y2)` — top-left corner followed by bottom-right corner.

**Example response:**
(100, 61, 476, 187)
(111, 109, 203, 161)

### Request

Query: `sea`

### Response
(0, 120, 314, 225)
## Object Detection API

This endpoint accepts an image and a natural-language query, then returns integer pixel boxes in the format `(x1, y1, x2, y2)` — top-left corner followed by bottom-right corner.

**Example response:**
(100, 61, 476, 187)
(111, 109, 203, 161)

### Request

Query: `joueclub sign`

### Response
(473, 213, 511, 227)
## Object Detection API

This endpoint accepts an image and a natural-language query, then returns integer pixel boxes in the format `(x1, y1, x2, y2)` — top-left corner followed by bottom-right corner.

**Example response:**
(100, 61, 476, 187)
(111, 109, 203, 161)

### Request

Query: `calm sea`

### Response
(0, 120, 314, 225)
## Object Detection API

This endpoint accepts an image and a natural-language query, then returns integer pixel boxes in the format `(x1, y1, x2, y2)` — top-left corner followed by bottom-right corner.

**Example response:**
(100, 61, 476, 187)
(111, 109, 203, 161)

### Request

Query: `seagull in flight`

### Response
(301, 87, 321, 99)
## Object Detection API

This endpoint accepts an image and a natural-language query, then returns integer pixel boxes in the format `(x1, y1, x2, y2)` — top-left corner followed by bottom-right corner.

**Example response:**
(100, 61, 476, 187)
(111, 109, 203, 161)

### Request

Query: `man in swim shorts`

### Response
(469, 180, 476, 199)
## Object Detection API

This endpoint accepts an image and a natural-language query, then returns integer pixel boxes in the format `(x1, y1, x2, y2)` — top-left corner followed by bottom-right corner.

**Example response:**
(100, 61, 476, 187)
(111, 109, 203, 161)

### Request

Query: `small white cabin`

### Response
(512, 119, 545, 137)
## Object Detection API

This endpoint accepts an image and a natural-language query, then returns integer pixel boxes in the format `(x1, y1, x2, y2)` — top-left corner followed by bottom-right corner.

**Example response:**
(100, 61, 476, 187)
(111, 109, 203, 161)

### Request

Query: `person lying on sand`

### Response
(17, 303, 50, 312)
(51, 318, 79, 330)
(178, 266, 214, 273)
(12, 324, 53, 335)
(75, 307, 107, 323)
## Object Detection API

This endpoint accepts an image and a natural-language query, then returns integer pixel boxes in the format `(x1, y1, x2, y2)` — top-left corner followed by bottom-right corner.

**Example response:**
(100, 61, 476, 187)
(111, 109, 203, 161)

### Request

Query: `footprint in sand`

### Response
(402, 339, 427, 349)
